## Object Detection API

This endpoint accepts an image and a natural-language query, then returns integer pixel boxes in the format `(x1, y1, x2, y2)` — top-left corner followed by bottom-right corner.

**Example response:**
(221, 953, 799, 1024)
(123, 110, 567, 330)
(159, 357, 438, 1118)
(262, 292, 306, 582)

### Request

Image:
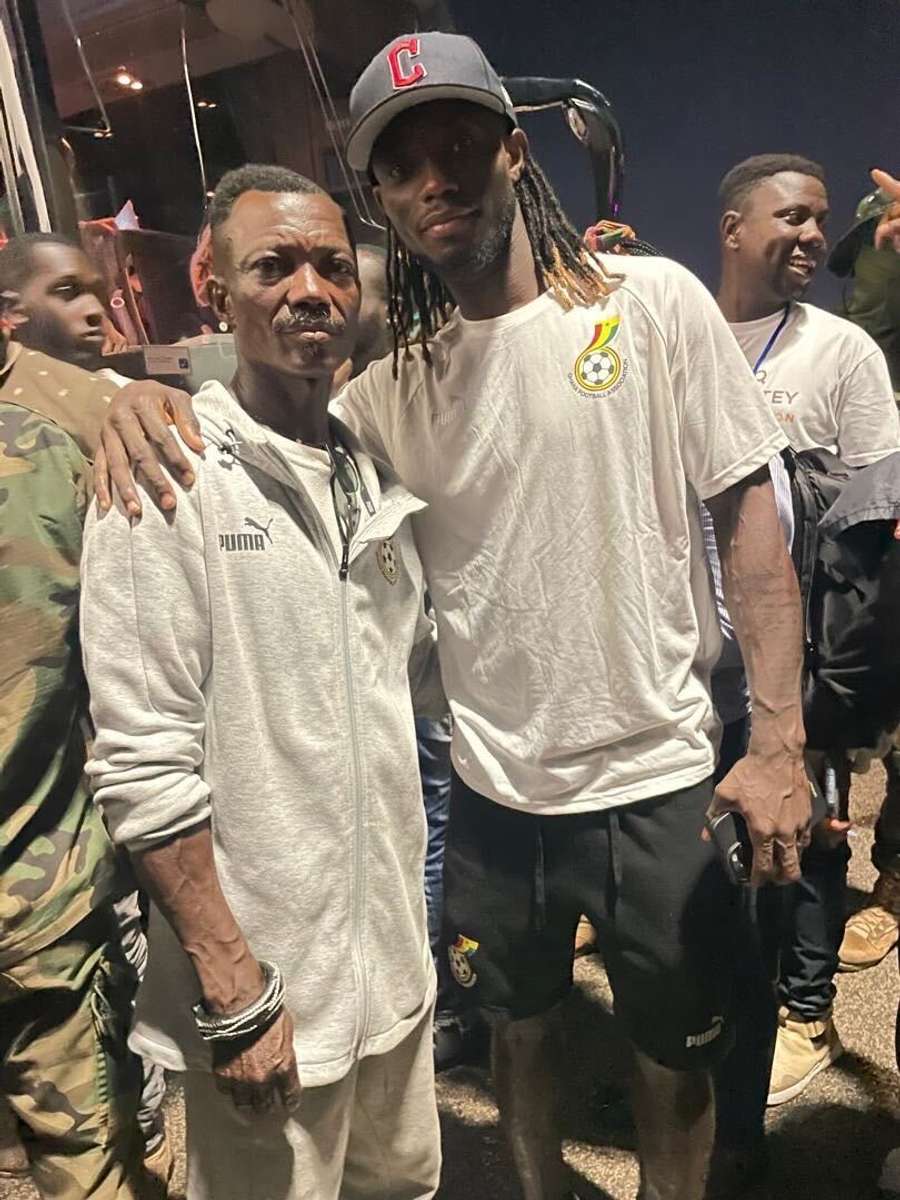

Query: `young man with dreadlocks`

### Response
(92, 33, 810, 1200)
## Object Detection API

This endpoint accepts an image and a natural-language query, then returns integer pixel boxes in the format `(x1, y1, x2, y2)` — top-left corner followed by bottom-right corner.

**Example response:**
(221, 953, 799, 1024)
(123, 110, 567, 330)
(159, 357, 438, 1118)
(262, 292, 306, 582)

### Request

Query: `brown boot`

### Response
(839, 868, 900, 972)
(767, 1007, 843, 1105)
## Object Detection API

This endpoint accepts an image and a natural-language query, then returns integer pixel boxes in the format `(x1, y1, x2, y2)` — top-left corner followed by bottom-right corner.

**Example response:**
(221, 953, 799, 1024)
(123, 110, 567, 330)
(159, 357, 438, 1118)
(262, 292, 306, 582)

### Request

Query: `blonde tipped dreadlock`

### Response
(386, 223, 454, 375)
(385, 156, 620, 376)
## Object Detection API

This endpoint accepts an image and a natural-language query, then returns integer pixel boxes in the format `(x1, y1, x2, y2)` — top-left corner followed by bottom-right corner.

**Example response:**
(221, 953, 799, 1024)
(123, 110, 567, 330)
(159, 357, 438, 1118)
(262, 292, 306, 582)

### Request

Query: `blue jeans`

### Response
(417, 717, 456, 1017)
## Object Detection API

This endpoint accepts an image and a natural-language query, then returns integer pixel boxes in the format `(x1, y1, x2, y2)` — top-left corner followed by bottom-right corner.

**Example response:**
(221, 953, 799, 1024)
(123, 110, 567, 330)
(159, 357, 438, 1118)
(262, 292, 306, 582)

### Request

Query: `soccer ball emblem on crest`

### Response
(580, 348, 621, 389)
(574, 314, 623, 393)
(377, 538, 398, 584)
(448, 934, 480, 988)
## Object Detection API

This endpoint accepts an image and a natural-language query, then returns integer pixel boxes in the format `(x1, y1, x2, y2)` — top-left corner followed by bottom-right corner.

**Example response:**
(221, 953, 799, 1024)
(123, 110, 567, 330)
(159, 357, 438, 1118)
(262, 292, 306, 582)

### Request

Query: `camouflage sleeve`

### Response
(0, 402, 117, 967)
(0, 402, 87, 766)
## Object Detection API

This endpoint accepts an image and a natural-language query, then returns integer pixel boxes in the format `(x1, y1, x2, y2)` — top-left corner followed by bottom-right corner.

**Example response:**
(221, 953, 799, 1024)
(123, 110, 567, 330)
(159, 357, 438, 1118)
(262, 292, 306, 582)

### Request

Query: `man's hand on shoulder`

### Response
(96, 380, 204, 519)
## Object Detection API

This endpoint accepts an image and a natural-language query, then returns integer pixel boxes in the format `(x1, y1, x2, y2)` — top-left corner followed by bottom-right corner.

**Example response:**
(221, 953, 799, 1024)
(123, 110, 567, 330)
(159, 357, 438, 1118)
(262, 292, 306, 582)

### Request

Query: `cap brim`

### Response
(827, 216, 876, 278)
(346, 85, 511, 172)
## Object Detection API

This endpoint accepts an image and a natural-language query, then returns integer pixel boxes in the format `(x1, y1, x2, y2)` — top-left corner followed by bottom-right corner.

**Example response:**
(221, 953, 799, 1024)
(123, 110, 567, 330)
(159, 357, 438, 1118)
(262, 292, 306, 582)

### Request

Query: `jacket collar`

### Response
(193, 381, 426, 541)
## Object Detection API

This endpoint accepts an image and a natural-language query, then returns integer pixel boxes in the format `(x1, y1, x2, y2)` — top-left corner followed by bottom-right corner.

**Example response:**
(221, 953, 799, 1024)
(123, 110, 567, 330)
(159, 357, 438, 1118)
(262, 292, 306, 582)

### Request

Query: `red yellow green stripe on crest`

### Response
(574, 314, 623, 393)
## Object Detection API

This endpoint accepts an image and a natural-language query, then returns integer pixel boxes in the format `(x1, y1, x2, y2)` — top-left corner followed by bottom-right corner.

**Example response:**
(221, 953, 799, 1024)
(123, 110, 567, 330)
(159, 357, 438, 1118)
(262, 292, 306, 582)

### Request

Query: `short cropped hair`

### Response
(0, 232, 79, 295)
(208, 164, 326, 231)
(718, 154, 826, 213)
(208, 163, 354, 263)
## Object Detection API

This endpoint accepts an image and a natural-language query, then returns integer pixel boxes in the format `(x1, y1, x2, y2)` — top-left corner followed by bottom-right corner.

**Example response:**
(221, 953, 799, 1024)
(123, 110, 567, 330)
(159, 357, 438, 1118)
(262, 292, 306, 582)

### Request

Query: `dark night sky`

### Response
(450, 0, 900, 308)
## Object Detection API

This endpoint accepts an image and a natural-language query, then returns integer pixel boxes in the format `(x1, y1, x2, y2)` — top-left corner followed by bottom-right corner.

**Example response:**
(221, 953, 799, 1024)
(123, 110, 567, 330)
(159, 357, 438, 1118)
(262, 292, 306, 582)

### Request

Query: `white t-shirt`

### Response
(333, 256, 787, 813)
(729, 302, 900, 466)
(269, 435, 344, 562)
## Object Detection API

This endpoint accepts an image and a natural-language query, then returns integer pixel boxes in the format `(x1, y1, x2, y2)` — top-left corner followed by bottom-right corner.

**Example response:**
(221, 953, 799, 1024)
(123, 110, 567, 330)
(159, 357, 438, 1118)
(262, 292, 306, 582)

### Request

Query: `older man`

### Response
(80, 164, 443, 1200)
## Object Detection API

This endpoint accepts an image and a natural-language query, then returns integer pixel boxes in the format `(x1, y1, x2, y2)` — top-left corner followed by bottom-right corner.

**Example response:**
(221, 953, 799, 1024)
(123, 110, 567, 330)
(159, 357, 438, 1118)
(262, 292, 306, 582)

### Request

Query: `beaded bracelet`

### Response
(192, 961, 286, 1042)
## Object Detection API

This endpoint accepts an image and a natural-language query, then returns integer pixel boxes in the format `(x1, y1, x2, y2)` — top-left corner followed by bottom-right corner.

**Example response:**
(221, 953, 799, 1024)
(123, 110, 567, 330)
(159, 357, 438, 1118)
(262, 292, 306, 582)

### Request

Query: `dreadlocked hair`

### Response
(516, 157, 620, 310)
(385, 156, 620, 377)
(385, 221, 454, 377)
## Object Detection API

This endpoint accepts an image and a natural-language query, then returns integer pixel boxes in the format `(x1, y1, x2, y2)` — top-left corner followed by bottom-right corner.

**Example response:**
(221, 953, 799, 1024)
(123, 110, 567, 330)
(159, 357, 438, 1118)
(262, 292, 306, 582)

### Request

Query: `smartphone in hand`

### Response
(707, 767, 827, 886)
(706, 811, 752, 886)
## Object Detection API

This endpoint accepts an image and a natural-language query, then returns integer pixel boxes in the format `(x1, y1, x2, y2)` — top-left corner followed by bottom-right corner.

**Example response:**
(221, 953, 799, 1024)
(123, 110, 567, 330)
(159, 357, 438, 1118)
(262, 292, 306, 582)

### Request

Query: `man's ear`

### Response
(207, 276, 233, 330)
(721, 209, 743, 251)
(0, 291, 29, 359)
(506, 127, 529, 184)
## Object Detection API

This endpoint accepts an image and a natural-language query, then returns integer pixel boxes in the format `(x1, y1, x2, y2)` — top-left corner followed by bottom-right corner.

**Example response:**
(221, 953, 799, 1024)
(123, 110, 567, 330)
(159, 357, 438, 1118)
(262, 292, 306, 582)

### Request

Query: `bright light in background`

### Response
(196, 100, 217, 109)
(114, 68, 144, 91)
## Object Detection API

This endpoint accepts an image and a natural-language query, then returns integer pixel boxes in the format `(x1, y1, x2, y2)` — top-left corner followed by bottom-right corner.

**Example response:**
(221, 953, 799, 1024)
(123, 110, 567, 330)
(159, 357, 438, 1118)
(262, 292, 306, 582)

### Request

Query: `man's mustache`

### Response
(273, 313, 345, 336)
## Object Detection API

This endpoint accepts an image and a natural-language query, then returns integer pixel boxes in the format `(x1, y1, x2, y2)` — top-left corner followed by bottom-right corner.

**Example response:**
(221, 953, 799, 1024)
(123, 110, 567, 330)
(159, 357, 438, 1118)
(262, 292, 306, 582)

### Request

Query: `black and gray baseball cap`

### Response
(828, 188, 894, 278)
(346, 32, 517, 172)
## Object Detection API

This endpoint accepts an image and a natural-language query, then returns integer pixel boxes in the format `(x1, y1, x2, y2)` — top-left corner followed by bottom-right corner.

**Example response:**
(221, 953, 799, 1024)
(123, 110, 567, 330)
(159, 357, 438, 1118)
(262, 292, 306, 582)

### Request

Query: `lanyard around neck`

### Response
(752, 303, 791, 376)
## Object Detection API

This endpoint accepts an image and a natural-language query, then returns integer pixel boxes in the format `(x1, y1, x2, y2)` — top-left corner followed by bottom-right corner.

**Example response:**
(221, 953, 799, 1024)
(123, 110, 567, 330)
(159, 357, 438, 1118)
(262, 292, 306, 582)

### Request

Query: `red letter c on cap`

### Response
(387, 36, 427, 90)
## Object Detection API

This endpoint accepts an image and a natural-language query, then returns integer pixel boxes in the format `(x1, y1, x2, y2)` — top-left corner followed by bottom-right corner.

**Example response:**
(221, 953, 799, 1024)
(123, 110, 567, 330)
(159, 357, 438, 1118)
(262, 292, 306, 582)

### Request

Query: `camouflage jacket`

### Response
(0, 344, 122, 968)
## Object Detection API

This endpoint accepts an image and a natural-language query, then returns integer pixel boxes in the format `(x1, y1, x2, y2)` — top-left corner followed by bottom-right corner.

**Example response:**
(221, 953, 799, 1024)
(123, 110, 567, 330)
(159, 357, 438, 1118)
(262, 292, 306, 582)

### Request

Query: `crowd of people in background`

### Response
(2, 27, 900, 1200)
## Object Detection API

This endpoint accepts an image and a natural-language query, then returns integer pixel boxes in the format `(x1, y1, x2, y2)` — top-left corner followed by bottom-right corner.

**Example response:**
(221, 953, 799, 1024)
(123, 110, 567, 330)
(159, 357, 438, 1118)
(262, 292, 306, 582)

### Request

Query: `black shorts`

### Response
(442, 771, 739, 1071)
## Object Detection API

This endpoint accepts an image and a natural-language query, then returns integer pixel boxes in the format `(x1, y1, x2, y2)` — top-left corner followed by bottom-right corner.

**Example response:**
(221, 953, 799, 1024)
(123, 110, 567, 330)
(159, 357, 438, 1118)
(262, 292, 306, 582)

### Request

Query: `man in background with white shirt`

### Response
(717, 154, 899, 465)
(712, 153, 900, 1186)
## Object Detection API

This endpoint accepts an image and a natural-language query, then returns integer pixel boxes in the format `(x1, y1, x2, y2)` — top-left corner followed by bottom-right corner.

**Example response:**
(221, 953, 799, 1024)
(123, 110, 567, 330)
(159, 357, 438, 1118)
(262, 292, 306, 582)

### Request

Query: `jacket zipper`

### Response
(262, 453, 369, 1058)
(235, 441, 419, 1057)
(339, 555, 369, 1056)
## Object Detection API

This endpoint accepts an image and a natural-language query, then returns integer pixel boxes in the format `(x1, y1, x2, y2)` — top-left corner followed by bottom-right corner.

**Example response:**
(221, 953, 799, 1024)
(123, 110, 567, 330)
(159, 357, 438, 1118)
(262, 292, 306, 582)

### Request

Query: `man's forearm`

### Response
(133, 821, 264, 1014)
(708, 468, 805, 753)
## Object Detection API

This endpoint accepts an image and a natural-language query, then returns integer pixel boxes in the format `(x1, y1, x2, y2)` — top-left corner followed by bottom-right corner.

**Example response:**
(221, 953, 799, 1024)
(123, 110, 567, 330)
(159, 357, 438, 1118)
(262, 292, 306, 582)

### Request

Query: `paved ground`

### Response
(4, 766, 898, 1199)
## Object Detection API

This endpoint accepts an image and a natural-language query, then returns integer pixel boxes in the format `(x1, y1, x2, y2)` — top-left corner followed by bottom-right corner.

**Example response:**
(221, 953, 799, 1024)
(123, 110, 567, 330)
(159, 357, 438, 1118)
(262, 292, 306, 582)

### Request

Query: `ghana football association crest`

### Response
(570, 314, 627, 396)
(448, 933, 480, 988)
(377, 537, 399, 584)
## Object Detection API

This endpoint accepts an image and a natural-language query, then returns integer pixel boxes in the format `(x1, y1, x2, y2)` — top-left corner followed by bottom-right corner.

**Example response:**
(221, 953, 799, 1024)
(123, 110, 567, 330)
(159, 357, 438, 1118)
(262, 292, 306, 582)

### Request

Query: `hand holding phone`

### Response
(706, 766, 828, 886)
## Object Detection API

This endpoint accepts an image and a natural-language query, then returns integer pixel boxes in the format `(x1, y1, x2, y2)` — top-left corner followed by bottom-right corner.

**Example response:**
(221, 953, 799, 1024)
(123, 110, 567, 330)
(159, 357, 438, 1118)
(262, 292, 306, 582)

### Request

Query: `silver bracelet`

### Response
(192, 961, 286, 1042)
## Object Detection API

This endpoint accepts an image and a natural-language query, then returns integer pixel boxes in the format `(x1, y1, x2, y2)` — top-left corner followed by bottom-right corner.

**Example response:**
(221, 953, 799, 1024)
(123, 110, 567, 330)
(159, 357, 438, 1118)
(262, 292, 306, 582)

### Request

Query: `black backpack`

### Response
(785, 447, 900, 750)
